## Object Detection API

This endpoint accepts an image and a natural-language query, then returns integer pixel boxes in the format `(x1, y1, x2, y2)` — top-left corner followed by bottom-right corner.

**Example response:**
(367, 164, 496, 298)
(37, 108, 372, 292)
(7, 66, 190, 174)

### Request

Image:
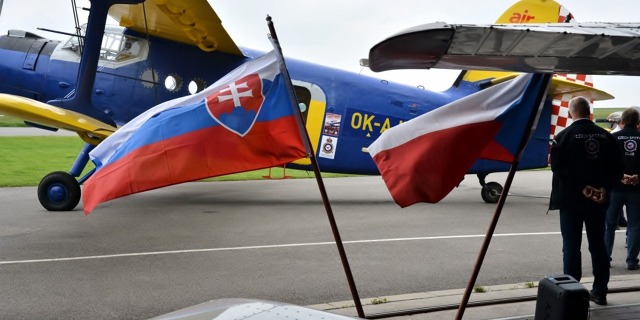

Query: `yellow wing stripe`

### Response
(109, 0, 242, 55)
(0, 94, 117, 143)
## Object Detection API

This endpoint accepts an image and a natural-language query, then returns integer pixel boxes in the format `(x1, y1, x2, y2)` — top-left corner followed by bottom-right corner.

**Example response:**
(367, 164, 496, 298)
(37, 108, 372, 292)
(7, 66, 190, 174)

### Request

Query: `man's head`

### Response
(568, 96, 591, 120)
(621, 107, 640, 127)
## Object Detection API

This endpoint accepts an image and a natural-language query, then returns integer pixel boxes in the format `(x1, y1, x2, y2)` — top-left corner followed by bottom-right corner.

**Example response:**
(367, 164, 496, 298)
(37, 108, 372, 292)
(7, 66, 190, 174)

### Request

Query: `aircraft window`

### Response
(61, 27, 144, 62)
(62, 35, 82, 53)
(100, 33, 142, 62)
(164, 75, 182, 92)
(188, 79, 206, 94)
(100, 32, 123, 60)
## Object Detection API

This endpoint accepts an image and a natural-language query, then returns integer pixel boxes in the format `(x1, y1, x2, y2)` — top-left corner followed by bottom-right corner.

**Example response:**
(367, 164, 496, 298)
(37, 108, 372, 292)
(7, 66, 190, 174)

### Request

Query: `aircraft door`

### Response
(93, 32, 148, 125)
(22, 39, 47, 71)
(291, 80, 327, 165)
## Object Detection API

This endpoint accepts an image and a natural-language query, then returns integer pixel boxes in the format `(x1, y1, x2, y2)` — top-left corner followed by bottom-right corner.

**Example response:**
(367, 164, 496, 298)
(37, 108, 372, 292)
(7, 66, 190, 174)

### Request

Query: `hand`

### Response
(583, 185, 607, 203)
(591, 187, 607, 204)
(622, 174, 639, 186)
(582, 185, 595, 198)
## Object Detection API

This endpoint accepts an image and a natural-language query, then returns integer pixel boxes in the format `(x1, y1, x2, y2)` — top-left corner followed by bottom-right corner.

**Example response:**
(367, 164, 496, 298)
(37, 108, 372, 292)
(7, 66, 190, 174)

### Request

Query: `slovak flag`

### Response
(82, 51, 308, 214)
(368, 73, 546, 207)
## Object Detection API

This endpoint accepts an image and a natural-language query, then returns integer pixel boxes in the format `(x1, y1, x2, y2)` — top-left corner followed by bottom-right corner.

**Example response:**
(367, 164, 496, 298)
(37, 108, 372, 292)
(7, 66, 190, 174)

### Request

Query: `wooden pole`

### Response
(267, 16, 365, 318)
(455, 73, 552, 320)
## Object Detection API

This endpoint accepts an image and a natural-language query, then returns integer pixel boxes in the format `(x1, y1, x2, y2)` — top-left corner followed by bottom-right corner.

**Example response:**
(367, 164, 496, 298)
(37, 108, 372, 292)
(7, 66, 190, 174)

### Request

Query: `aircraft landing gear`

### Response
(37, 142, 96, 211)
(478, 174, 503, 203)
(37, 171, 81, 211)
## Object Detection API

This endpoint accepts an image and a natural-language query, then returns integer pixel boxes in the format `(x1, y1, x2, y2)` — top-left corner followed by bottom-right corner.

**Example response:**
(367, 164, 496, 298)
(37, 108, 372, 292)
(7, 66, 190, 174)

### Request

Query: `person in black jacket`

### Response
(605, 107, 640, 271)
(549, 96, 624, 306)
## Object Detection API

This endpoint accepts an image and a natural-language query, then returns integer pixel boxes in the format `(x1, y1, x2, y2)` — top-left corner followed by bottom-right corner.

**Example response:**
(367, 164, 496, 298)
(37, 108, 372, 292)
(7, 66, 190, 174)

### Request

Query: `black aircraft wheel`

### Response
(37, 171, 81, 211)
(481, 182, 503, 203)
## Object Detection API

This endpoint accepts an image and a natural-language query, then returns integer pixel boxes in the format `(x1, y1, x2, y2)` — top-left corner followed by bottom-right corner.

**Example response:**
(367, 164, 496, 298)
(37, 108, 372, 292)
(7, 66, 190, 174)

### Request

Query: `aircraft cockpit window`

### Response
(62, 35, 82, 53)
(61, 27, 145, 63)
(100, 33, 142, 62)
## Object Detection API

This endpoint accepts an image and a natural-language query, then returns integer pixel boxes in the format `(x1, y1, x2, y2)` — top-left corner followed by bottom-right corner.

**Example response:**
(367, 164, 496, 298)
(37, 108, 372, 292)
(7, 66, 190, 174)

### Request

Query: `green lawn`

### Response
(0, 136, 352, 187)
(0, 114, 27, 127)
(0, 137, 92, 186)
(594, 107, 624, 130)
(593, 107, 622, 120)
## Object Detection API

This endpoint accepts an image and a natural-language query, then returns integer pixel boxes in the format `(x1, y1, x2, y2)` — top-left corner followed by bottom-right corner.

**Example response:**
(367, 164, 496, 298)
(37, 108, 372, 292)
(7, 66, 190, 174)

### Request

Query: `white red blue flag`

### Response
(368, 73, 547, 207)
(82, 51, 308, 214)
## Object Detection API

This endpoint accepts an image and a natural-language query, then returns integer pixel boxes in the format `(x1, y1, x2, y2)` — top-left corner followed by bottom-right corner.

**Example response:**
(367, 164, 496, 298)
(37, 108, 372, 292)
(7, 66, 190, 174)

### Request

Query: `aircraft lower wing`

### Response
(368, 22, 640, 75)
(549, 77, 613, 101)
(109, 0, 242, 55)
(488, 73, 614, 101)
(0, 94, 117, 144)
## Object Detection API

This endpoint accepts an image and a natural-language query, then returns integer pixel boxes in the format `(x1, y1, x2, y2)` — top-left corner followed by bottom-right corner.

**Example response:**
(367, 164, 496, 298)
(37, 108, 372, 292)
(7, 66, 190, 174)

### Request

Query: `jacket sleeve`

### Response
(549, 135, 567, 175)
(605, 134, 625, 190)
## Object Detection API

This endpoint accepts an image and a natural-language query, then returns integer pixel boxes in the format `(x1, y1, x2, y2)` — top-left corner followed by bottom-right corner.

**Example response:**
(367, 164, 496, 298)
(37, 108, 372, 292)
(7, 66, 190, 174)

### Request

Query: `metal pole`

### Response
(0, 0, 4, 18)
(454, 73, 552, 320)
(266, 16, 365, 318)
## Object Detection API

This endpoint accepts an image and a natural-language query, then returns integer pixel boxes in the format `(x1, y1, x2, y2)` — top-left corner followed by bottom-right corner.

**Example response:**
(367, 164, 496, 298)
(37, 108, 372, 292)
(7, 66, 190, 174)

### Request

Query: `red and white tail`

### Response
(550, 73, 595, 137)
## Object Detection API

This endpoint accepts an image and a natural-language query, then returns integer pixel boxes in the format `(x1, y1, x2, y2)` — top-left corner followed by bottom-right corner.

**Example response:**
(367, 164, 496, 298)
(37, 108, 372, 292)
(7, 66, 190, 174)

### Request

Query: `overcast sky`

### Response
(0, 0, 638, 108)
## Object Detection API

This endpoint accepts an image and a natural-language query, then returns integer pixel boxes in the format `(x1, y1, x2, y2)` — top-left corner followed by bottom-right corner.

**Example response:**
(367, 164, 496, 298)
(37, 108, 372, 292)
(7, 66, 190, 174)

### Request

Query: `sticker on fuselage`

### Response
(319, 135, 338, 159)
(323, 113, 341, 137)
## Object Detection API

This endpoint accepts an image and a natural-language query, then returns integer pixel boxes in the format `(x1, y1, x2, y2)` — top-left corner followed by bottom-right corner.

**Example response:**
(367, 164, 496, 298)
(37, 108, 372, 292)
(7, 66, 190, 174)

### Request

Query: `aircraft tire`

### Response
(481, 182, 503, 203)
(37, 171, 81, 211)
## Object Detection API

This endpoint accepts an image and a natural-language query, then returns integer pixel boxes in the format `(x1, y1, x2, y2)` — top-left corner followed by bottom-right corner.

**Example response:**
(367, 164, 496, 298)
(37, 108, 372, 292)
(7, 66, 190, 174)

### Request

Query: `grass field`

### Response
(0, 114, 27, 127)
(0, 137, 89, 186)
(0, 136, 353, 187)
(594, 108, 621, 119)
(594, 108, 625, 131)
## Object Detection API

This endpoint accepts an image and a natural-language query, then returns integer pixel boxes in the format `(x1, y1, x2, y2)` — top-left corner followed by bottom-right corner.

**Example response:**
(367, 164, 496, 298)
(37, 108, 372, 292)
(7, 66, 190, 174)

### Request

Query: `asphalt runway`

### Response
(0, 171, 637, 319)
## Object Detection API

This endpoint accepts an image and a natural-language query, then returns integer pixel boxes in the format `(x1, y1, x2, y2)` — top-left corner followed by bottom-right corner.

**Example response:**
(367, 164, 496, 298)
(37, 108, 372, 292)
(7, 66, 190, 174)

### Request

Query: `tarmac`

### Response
(3, 127, 639, 319)
(0, 127, 77, 136)
(312, 274, 640, 319)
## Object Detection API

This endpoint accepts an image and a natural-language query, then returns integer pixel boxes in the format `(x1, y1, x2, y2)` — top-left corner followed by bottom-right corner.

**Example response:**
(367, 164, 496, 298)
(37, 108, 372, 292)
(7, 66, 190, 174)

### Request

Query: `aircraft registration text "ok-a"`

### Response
(346, 108, 404, 139)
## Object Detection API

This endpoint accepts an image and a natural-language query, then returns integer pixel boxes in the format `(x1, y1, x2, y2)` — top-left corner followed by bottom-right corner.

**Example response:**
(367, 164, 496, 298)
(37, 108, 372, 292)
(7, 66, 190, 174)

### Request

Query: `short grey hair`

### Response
(568, 96, 591, 119)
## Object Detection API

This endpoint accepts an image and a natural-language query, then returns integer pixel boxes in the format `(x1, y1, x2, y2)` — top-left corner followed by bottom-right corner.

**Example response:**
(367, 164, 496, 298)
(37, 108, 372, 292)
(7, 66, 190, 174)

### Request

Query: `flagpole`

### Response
(454, 73, 553, 320)
(266, 16, 366, 318)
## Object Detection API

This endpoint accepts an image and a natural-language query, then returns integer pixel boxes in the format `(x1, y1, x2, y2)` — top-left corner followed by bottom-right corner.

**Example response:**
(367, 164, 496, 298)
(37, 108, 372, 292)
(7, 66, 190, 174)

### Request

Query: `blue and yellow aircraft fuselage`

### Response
(0, 0, 611, 210)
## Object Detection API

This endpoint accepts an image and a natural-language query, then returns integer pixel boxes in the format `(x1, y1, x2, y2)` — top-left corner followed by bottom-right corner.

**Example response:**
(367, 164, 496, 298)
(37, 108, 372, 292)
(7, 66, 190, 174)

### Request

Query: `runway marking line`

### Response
(0, 230, 618, 265)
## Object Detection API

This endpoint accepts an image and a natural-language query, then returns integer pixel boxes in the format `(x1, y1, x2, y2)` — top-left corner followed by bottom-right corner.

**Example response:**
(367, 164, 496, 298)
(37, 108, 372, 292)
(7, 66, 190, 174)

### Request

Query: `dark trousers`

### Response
(560, 207, 610, 296)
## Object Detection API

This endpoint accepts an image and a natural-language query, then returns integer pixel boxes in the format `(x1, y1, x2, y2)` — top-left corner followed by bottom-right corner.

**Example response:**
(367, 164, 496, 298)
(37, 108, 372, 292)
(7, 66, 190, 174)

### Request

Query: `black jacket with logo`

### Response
(549, 119, 624, 211)
(612, 124, 640, 192)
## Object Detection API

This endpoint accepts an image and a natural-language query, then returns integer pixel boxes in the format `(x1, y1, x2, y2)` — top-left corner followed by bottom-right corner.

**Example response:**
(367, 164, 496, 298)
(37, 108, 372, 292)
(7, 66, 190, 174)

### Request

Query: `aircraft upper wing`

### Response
(368, 22, 640, 76)
(0, 94, 117, 144)
(109, 0, 243, 55)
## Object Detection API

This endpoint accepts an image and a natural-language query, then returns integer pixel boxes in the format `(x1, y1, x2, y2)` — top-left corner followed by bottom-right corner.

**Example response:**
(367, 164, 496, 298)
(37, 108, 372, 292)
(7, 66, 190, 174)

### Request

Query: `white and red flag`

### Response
(368, 73, 546, 207)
